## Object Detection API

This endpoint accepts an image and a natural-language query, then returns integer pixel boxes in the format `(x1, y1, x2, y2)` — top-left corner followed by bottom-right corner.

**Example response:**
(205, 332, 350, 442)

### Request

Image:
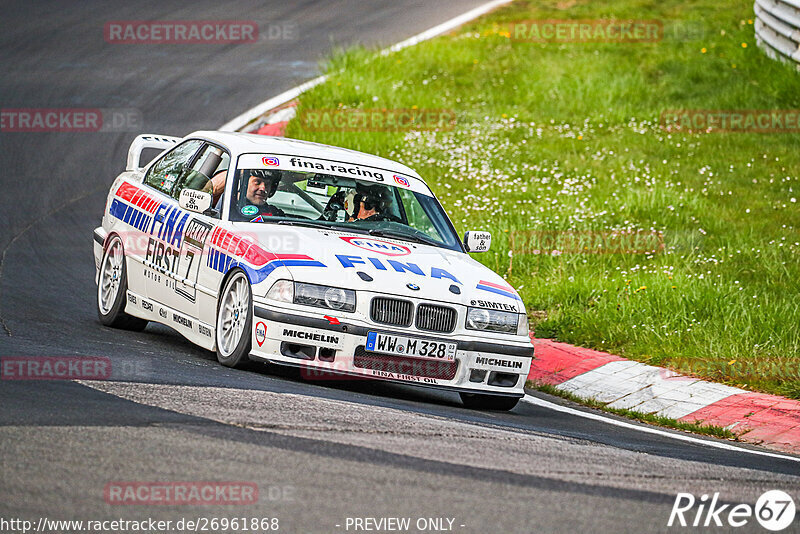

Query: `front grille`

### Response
(353, 346, 458, 380)
(370, 297, 413, 327)
(415, 304, 457, 333)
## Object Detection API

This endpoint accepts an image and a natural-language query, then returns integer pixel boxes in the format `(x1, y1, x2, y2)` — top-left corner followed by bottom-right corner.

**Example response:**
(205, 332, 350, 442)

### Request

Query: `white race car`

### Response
(94, 131, 533, 410)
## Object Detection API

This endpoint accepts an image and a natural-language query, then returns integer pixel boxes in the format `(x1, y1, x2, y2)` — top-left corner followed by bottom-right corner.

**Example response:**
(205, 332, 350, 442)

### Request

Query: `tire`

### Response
(215, 269, 252, 368)
(459, 392, 520, 411)
(96, 235, 148, 331)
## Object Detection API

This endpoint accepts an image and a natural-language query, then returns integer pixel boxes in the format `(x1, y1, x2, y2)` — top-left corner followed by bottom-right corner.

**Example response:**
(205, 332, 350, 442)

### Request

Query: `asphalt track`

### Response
(0, 2, 798, 533)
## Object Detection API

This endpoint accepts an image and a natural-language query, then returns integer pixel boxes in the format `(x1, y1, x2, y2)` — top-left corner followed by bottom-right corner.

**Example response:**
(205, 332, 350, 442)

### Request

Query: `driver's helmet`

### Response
(355, 183, 388, 213)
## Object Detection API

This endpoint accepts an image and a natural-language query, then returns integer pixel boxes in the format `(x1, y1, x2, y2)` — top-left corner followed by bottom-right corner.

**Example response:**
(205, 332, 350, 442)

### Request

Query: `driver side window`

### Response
(144, 140, 204, 195)
(172, 144, 230, 211)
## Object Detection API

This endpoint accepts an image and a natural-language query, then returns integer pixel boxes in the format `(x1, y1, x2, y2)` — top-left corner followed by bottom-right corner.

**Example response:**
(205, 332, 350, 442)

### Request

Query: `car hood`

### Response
(234, 224, 524, 311)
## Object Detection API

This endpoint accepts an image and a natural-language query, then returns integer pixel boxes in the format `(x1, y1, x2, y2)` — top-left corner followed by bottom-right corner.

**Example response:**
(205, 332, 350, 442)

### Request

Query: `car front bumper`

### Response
(250, 305, 533, 397)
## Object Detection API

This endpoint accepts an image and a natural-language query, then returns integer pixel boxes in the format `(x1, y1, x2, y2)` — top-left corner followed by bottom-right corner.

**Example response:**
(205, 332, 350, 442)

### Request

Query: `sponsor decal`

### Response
(255, 321, 267, 347)
(282, 328, 339, 345)
(172, 313, 192, 329)
(205, 227, 324, 284)
(323, 315, 340, 325)
(475, 279, 521, 301)
(262, 156, 280, 166)
(393, 174, 410, 187)
(339, 236, 411, 257)
(158, 308, 168, 319)
(198, 324, 212, 338)
(183, 219, 212, 249)
(175, 219, 212, 303)
(127, 293, 137, 305)
(287, 156, 385, 181)
(111, 184, 195, 290)
(369, 369, 442, 385)
(141, 299, 154, 312)
(475, 356, 523, 369)
(241, 205, 258, 216)
(470, 299, 518, 312)
(335, 254, 461, 284)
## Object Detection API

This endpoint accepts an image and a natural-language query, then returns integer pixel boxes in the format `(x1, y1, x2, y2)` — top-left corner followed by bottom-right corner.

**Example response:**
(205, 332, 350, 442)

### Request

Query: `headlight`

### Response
(266, 279, 293, 302)
(293, 282, 356, 313)
(466, 307, 525, 335)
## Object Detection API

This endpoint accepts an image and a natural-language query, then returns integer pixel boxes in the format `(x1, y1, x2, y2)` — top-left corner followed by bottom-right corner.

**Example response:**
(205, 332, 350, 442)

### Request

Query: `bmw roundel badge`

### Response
(406, 283, 420, 291)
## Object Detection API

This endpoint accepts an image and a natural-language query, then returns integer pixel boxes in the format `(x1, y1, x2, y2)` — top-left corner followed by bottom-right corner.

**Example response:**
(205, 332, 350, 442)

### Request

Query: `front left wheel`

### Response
(215, 270, 252, 368)
(96, 235, 148, 331)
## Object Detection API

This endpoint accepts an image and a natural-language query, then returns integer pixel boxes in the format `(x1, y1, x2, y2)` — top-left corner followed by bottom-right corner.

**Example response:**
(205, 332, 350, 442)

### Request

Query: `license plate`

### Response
(365, 332, 457, 361)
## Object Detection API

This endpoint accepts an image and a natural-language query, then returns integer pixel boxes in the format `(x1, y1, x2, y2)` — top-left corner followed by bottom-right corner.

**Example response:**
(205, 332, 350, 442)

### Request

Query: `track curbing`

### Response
(528, 337, 800, 455)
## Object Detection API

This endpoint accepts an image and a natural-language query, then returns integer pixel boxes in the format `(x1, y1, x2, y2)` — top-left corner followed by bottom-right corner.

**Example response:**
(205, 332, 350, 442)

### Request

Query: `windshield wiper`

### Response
(368, 228, 440, 247)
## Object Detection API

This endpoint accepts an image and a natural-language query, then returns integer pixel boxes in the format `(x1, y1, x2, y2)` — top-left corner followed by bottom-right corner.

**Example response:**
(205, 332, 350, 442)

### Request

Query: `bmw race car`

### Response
(94, 131, 533, 410)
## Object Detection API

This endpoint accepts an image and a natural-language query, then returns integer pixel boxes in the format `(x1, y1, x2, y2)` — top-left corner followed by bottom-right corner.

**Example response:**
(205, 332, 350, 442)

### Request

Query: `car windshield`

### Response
(227, 163, 462, 251)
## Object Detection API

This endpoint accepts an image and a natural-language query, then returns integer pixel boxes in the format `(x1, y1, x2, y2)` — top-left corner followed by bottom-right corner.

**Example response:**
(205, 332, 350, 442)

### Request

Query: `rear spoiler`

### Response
(126, 134, 182, 171)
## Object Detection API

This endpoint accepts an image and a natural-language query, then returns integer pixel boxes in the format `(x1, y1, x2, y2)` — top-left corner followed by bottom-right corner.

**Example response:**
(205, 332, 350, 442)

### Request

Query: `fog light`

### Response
(469, 369, 487, 383)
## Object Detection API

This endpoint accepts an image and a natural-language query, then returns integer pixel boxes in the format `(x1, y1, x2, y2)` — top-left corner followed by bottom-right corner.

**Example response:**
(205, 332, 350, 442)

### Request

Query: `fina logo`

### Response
(340, 236, 411, 257)
(393, 174, 410, 187)
(262, 156, 280, 166)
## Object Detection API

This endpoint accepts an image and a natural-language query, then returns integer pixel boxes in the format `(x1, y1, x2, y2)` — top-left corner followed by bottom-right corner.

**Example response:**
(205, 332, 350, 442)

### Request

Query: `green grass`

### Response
(286, 0, 800, 399)
(532, 382, 737, 440)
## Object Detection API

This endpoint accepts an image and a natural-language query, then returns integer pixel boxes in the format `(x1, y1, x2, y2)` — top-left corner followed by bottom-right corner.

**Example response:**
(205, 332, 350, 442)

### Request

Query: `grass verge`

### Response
(286, 0, 800, 398)
(531, 382, 737, 440)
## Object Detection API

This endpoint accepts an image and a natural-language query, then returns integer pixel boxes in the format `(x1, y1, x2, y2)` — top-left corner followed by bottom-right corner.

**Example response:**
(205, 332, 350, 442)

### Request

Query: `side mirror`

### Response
(464, 231, 491, 253)
(179, 188, 212, 214)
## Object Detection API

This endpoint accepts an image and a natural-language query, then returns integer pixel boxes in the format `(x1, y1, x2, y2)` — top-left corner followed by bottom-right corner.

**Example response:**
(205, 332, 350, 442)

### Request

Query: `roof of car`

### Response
(187, 131, 422, 179)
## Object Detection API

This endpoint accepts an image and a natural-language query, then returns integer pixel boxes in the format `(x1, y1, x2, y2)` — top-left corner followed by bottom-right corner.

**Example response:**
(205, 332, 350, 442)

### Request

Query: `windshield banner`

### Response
(236, 154, 430, 195)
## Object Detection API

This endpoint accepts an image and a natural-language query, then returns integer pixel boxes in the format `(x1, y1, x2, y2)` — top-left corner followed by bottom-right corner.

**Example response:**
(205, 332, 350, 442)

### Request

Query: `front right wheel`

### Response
(215, 270, 252, 368)
(459, 392, 520, 411)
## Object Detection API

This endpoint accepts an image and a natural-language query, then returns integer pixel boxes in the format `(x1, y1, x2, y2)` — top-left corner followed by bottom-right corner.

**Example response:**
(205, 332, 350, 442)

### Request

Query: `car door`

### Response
(139, 139, 204, 318)
(168, 144, 230, 325)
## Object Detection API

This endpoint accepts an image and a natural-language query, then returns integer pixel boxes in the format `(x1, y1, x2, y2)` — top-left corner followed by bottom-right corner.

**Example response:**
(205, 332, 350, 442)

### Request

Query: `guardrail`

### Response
(754, 0, 800, 69)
